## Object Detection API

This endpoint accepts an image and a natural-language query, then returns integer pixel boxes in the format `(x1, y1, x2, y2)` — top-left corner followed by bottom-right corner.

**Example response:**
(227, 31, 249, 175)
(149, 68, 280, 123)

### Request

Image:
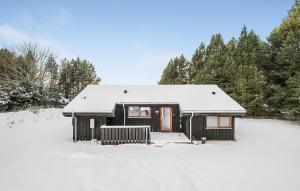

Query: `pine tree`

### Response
(233, 27, 268, 115)
(277, 32, 300, 117)
(233, 64, 266, 116)
(277, 0, 300, 39)
(158, 1, 300, 118)
(44, 55, 62, 106)
(222, 38, 238, 95)
(285, 72, 300, 118)
(58, 59, 72, 99)
(265, 1, 300, 115)
(0, 48, 18, 90)
(190, 43, 206, 83)
(159, 55, 190, 84)
(194, 34, 226, 85)
(58, 57, 100, 100)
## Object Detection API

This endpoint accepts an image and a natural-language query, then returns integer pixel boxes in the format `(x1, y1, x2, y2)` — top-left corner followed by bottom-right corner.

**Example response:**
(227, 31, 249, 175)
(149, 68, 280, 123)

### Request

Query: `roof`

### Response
(62, 85, 246, 114)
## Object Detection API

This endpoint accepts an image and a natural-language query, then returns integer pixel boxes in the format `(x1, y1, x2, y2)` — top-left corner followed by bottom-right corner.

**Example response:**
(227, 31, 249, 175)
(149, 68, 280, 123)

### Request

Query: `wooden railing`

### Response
(100, 125, 151, 145)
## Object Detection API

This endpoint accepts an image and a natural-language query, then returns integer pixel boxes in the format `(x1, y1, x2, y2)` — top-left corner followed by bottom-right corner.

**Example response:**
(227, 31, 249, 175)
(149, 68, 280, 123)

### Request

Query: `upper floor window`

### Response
(128, 106, 151, 118)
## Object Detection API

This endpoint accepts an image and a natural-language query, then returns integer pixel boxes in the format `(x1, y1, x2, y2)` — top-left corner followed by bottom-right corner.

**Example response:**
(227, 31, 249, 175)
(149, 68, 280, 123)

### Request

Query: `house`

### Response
(62, 85, 246, 143)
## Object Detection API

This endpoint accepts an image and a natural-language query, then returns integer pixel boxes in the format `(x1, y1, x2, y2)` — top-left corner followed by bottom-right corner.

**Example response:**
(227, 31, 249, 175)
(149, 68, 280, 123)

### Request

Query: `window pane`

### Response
(128, 106, 139, 117)
(220, 116, 230, 128)
(140, 107, 151, 117)
(207, 116, 218, 128)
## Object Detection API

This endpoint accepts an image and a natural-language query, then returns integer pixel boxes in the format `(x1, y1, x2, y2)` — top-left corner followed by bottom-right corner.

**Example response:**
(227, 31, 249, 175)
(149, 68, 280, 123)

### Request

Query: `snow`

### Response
(151, 132, 191, 144)
(1, 109, 300, 191)
(63, 85, 246, 114)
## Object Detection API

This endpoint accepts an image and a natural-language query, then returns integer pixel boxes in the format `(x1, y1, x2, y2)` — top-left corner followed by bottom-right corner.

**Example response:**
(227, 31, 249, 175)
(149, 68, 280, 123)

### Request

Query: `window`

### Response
(140, 107, 151, 117)
(128, 106, 140, 117)
(219, 116, 230, 128)
(90, 118, 95, 129)
(206, 116, 231, 129)
(206, 116, 218, 128)
(128, 106, 151, 118)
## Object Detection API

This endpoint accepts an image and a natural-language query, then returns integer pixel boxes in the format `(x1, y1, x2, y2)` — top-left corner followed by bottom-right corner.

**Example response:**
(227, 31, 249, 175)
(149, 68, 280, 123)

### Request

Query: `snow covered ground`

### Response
(151, 132, 190, 144)
(0, 109, 300, 191)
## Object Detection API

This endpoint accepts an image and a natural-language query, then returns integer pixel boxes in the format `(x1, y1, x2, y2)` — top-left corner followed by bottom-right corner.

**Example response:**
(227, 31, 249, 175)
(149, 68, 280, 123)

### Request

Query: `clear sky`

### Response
(0, 0, 295, 84)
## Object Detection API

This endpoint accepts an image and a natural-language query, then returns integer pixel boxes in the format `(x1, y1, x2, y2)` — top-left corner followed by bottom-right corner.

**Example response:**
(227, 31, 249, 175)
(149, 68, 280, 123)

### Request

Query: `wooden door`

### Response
(160, 107, 172, 132)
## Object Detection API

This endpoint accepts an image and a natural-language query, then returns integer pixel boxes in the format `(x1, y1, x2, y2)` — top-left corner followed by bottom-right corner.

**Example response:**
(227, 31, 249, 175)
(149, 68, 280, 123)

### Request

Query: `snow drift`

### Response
(0, 109, 300, 191)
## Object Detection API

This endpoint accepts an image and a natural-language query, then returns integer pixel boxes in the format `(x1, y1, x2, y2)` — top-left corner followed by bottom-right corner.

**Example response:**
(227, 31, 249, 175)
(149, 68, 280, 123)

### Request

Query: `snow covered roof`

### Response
(62, 85, 246, 114)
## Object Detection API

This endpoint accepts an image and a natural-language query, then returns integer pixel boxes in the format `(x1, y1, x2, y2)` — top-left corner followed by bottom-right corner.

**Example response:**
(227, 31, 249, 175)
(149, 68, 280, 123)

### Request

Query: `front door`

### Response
(160, 107, 172, 132)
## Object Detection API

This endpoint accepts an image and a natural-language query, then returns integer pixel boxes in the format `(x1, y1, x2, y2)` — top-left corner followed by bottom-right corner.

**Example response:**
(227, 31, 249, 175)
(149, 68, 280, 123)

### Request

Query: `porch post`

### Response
(123, 103, 126, 126)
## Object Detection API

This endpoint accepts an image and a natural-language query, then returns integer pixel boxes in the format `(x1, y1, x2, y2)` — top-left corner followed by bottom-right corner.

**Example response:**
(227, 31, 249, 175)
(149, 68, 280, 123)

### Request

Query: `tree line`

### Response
(0, 43, 100, 111)
(159, 1, 300, 119)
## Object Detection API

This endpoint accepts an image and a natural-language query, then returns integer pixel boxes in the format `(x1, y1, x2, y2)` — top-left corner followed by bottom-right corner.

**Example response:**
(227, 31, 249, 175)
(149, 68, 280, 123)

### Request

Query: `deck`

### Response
(99, 125, 191, 145)
(100, 125, 150, 145)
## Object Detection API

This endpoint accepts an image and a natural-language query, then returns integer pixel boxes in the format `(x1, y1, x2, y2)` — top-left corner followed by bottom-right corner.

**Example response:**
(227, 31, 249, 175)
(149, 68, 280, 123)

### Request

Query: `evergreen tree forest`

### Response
(0, 43, 100, 111)
(159, 1, 300, 119)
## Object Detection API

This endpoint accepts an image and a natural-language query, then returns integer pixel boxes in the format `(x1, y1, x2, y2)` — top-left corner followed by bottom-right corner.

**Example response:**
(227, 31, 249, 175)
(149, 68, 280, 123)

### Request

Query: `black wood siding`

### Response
(73, 115, 106, 141)
(72, 107, 236, 141)
(205, 116, 235, 140)
(107, 104, 181, 132)
(182, 115, 235, 140)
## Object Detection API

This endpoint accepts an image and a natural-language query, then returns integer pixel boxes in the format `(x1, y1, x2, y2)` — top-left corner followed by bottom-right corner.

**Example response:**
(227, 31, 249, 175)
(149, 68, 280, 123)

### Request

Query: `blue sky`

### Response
(0, 0, 295, 84)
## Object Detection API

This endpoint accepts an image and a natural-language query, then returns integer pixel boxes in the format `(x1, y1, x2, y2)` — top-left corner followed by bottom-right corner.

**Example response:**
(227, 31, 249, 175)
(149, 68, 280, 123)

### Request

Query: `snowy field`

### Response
(0, 109, 300, 191)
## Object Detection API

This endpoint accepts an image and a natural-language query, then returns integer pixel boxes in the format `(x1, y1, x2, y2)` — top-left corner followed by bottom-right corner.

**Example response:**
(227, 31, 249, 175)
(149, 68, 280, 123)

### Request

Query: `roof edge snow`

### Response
(62, 85, 246, 115)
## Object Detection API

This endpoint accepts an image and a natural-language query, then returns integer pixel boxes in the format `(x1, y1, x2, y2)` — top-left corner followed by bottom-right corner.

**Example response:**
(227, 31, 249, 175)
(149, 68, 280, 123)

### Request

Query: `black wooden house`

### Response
(62, 85, 246, 144)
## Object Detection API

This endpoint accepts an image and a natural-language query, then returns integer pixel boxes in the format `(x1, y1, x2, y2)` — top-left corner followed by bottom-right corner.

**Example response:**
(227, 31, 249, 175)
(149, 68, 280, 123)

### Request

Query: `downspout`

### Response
(123, 103, 126, 126)
(72, 112, 77, 142)
(190, 112, 194, 142)
(179, 106, 182, 130)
